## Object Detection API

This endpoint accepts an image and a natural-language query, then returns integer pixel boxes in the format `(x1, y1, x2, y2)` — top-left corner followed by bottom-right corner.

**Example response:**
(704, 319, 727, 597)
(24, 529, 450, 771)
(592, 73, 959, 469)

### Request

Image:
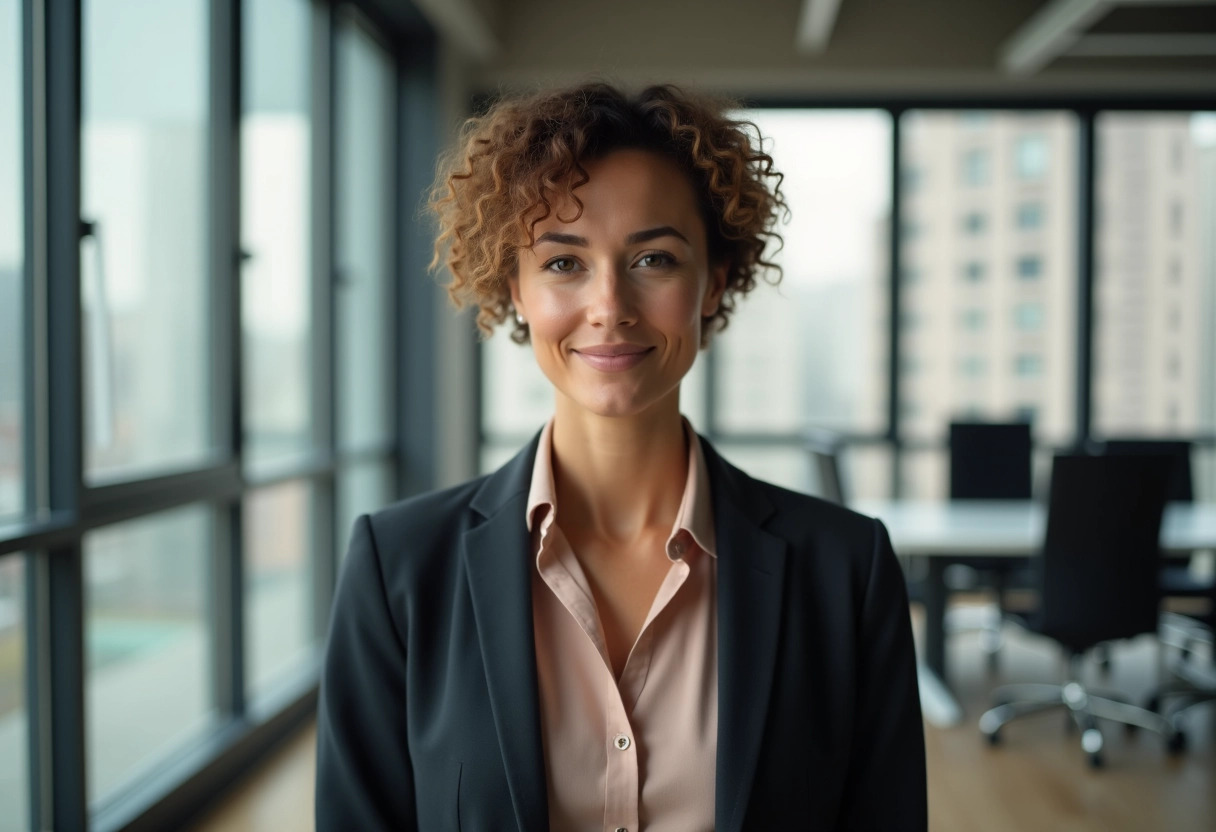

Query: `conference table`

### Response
(852, 499, 1216, 725)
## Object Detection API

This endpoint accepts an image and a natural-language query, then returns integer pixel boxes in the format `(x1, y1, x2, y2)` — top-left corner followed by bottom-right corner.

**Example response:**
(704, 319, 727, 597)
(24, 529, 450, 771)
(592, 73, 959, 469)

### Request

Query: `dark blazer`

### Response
(316, 433, 926, 831)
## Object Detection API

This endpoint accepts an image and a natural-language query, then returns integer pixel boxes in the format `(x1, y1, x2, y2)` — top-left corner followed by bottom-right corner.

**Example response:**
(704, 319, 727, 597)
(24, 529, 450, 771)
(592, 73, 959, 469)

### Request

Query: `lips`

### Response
(572, 343, 654, 372)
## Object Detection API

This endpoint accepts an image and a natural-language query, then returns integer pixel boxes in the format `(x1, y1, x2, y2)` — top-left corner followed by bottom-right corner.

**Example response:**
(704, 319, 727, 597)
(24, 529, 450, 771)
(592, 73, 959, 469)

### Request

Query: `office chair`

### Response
(947, 421, 1035, 671)
(978, 453, 1180, 768)
(1095, 439, 1211, 675)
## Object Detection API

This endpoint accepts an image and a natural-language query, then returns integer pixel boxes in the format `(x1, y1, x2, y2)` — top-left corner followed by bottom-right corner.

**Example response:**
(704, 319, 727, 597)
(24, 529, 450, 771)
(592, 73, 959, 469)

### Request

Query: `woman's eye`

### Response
(637, 253, 673, 268)
(546, 257, 577, 273)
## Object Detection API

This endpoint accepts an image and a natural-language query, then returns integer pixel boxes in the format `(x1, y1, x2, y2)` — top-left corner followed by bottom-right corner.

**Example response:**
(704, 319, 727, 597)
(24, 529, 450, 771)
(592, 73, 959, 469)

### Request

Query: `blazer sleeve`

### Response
(839, 518, 928, 831)
(315, 514, 416, 831)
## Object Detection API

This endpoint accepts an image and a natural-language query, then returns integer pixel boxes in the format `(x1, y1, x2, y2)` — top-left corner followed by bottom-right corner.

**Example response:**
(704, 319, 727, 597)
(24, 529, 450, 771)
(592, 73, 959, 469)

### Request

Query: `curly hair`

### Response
(428, 82, 787, 346)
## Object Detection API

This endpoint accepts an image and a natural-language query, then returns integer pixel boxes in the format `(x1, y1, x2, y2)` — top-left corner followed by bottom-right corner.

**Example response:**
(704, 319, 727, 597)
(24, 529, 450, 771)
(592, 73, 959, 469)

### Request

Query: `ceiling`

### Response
(408, 0, 1216, 99)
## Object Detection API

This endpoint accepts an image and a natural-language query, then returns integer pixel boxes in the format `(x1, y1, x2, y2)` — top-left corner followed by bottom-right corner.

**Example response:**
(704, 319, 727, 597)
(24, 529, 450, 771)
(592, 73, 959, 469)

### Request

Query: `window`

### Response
(959, 308, 986, 331)
(1015, 134, 1048, 180)
(1014, 404, 1038, 424)
(705, 112, 893, 447)
(242, 0, 314, 472)
(86, 508, 215, 803)
(1016, 255, 1042, 279)
(1015, 354, 1044, 377)
(245, 481, 314, 700)
(959, 356, 986, 377)
(1094, 112, 1216, 439)
(0, 0, 21, 520)
(1015, 201, 1043, 230)
(962, 148, 990, 186)
(900, 110, 1077, 500)
(81, 0, 212, 482)
(335, 18, 394, 454)
(1014, 302, 1044, 331)
(0, 554, 29, 830)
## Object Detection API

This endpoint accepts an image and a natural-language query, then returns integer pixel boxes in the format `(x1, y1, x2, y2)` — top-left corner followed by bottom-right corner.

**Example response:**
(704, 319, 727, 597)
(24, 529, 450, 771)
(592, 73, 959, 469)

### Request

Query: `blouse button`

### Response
(613, 734, 631, 751)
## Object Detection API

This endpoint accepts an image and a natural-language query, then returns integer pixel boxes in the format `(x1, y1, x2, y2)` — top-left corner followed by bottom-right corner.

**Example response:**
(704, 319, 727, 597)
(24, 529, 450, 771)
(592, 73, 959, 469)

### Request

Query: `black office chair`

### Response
(947, 421, 1035, 671)
(978, 453, 1180, 768)
(1094, 439, 1212, 673)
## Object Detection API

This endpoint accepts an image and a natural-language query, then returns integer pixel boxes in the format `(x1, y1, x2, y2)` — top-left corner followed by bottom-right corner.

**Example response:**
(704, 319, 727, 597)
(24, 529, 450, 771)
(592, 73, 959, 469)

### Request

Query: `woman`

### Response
(316, 82, 926, 831)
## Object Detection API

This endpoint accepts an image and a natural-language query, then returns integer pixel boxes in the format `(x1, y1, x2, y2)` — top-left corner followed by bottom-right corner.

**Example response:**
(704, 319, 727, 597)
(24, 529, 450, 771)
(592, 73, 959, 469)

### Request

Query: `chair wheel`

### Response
(1088, 752, 1104, 769)
(985, 729, 1001, 746)
(1168, 731, 1187, 754)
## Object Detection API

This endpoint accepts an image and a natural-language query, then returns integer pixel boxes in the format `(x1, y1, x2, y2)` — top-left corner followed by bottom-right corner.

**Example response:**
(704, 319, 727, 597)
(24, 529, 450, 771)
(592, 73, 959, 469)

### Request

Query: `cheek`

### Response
(521, 288, 578, 347)
(655, 284, 709, 333)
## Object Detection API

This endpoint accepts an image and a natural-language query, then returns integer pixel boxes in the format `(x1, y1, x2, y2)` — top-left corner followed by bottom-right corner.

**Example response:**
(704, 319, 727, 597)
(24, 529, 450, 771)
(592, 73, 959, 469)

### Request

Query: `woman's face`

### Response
(509, 149, 727, 421)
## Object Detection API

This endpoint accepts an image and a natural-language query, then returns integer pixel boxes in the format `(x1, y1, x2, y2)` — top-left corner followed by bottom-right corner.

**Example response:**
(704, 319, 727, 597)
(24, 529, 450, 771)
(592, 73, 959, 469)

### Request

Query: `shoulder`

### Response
(361, 475, 491, 551)
(344, 433, 539, 585)
(698, 434, 881, 551)
(757, 477, 882, 551)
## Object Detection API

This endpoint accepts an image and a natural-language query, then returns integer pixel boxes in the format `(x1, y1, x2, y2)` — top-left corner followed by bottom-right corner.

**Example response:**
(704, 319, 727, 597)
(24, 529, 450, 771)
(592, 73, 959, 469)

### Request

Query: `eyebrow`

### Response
(533, 226, 690, 248)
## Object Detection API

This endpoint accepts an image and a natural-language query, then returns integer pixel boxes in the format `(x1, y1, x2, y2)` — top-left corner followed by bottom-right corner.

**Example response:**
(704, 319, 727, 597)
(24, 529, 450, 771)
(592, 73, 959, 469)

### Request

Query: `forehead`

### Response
(531, 149, 705, 239)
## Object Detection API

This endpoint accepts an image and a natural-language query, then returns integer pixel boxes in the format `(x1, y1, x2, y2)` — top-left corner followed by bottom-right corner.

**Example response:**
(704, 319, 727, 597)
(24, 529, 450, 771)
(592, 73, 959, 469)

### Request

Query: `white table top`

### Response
(851, 499, 1216, 557)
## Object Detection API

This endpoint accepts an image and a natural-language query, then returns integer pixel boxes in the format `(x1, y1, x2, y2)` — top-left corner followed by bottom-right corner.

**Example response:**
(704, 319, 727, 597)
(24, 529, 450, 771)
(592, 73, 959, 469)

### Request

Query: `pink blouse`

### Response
(527, 418, 718, 832)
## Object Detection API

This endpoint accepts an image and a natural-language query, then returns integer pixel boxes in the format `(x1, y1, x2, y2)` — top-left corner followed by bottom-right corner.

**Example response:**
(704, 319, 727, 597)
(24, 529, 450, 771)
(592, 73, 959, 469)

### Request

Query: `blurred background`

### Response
(0, 0, 1213, 830)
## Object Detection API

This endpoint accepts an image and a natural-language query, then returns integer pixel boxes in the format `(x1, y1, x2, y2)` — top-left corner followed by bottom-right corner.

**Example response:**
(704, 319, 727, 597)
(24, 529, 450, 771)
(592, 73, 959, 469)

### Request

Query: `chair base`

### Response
(979, 679, 1182, 769)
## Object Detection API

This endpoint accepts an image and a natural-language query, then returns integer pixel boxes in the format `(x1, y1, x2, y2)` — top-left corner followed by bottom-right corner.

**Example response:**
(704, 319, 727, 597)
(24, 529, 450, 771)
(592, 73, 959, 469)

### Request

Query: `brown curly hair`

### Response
(428, 81, 787, 346)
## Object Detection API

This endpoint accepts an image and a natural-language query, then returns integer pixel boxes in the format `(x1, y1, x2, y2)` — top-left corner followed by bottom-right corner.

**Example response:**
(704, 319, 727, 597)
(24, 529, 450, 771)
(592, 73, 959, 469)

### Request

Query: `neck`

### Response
(550, 395, 689, 544)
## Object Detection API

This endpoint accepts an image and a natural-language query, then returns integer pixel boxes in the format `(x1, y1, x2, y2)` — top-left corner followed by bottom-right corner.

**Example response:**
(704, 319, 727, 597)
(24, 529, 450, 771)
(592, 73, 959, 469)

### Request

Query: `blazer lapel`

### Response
(702, 439, 789, 832)
(461, 435, 550, 832)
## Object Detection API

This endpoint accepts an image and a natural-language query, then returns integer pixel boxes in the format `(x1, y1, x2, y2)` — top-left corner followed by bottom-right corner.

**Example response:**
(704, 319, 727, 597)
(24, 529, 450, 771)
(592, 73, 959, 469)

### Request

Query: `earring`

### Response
(515, 312, 526, 326)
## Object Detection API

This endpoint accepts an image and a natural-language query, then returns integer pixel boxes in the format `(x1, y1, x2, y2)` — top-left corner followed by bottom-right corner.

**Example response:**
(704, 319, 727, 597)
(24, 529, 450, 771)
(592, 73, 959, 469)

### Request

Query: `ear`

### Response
(507, 273, 525, 320)
(701, 262, 728, 317)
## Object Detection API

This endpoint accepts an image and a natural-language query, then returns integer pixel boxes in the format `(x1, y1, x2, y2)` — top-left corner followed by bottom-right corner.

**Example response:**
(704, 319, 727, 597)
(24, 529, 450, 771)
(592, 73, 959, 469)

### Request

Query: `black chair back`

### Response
(1038, 454, 1174, 652)
(1094, 439, 1193, 503)
(949, 422, 1033, 500)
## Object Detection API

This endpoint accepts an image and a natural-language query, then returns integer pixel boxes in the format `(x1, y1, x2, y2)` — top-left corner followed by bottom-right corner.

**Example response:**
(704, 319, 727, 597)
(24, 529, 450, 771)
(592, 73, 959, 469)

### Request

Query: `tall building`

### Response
(899, 112, 1214, 497)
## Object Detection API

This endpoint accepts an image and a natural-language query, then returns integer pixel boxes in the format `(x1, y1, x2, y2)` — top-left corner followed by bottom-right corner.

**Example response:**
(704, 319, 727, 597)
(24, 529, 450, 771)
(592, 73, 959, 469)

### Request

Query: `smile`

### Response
(572, 345, 655, 372)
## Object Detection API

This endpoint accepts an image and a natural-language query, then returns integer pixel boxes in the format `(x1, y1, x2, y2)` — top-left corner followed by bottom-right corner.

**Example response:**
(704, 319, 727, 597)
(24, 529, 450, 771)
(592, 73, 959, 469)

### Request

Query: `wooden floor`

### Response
(188, 604, 1215, 832)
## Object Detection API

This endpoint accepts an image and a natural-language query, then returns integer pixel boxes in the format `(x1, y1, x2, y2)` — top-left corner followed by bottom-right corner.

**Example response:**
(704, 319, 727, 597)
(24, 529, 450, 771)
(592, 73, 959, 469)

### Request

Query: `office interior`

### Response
(0, 0, 1214, 829)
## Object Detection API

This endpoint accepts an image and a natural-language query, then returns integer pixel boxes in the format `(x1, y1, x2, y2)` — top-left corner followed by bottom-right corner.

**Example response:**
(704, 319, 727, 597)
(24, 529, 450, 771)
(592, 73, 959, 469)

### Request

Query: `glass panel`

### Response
(1093, 112, 1216, 490)
(0, 554, 28, 832)
(715, 442, 893, 502)
(0, 0, 21, 520)
(898, 110, 1079, 490)
(241, 0, 314, 472)
(482, 327, 555, 445)
(245, 480, 314, 698)
(85, 507, 214, 804)
(337, 462, 393, 560)
(336, 18, 394, 450)
(81, 0, 212, 482)
(714, 110, 891, 434)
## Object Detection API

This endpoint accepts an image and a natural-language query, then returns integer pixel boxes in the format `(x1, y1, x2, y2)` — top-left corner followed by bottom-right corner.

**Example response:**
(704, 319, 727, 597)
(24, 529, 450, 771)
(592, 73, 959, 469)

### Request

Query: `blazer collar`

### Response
(461, 430, 788, 832)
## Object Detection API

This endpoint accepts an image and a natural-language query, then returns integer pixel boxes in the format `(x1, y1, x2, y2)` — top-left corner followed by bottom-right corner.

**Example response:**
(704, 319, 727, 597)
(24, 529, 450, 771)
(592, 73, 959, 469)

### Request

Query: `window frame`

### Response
(0, 1, 438, 829)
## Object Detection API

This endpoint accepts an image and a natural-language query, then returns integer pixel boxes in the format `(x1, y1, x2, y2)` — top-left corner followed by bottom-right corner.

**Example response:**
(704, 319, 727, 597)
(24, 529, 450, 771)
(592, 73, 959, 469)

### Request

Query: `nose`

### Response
(585, 266, 637, 329)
